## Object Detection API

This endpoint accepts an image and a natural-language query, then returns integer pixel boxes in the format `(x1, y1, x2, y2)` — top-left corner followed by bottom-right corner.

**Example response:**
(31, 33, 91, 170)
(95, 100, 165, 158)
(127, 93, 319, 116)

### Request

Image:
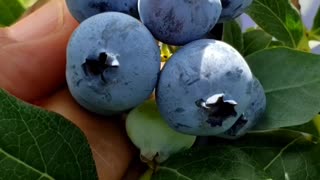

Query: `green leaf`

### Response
(0, 89, 98, 179)
(243, 29, 273, 56)
(152, 130, 320, 180)
(222, 20, 244, 54)
(312, 6, 320, 34)
(268, 40, 285, 48)
(246, 47, 320, 130)
(152, 147, 269, 180)
(246, 0, 304, 48)
(20, 0, 39, 8)
(234, 130, 320, 180)
(231, 130, 320, 180)
(0, 0, 39, 26)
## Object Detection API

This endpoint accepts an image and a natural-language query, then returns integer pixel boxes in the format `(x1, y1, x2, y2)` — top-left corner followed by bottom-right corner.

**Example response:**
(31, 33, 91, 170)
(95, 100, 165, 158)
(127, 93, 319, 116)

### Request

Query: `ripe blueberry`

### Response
(218, 0, 253, 23)
(138, 0, 222, 45)
(66, 0, 139, 22)
(156, 39, 254, 136)
(66, 12, 160, 115)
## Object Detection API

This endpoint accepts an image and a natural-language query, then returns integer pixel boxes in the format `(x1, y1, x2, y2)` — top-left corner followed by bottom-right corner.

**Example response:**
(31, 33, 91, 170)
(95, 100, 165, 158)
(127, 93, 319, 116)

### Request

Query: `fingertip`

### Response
(8, 0, 78, 42)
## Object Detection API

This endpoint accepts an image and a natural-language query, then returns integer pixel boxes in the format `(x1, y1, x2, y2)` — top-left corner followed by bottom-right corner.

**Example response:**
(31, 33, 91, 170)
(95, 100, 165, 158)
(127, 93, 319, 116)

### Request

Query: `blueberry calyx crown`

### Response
(195, 93, 237, 127)
(82, 52, 119, 82)
(224, 114, 248, 136)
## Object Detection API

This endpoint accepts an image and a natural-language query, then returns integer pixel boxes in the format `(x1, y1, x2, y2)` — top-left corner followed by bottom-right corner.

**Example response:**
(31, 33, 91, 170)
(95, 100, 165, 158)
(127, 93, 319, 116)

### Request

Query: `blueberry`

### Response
(218, 77, 266, 139)
(65, 0, 139, 22)
(66, 12, 160, 116)
(156, 39, 254, 136)
(138, 0, 222, 46)
(218, 0, 253, 23)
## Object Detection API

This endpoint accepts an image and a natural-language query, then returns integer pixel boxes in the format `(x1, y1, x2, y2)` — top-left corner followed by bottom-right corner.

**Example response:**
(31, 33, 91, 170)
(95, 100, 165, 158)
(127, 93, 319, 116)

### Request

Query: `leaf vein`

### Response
(0, 148, 54, 180)
(265, 79, 320, 93)
(18, 111, 47, 173)
(263, 137, 301, 171)
(158, 166, 193, 180)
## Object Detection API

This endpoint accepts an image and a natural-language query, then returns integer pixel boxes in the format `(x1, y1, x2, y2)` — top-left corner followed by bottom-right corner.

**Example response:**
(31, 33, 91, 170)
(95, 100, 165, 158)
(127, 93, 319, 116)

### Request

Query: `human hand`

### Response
(0, 0, 136, 179)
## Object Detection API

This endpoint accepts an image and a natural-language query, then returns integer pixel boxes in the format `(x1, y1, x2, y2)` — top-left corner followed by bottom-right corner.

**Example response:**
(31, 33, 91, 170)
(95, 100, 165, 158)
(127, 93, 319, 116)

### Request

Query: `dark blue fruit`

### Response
(66, 12, 160, 116)
(156, 39, 254, 136)
(66, 0, 139, 22)
(218, 77, 266, 139)
(138, 0, 222, 45)
(219, 0, 253, 23)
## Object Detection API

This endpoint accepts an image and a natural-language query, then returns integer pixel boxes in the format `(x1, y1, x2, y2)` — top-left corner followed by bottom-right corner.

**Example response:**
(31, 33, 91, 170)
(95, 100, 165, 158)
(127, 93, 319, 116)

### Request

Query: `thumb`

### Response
(38, 88, 136, 180)
(0, 0, 78, 102)
(8, 0, 77, 42)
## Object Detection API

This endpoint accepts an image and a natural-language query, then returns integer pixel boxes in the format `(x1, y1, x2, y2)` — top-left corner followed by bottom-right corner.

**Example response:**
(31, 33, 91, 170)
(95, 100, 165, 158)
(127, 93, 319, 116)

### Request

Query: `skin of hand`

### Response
(0, 0, 136, 179)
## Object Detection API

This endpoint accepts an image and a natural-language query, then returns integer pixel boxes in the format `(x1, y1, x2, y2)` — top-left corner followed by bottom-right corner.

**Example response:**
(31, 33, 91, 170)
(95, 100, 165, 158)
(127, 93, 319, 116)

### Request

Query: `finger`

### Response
(0, 0, 78, 102)
(8, 0, 72, 42)
(0, 28, 16, 45)
(38, 88, 136, 180)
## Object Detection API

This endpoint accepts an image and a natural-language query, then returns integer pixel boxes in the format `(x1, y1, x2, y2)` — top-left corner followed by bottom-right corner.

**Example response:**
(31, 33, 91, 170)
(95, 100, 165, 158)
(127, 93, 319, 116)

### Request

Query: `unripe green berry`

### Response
(126, 100, 196, 163)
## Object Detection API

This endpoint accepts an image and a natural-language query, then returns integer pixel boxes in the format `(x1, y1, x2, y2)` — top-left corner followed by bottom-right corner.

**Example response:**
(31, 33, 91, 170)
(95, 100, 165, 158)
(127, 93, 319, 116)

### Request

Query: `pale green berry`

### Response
(126, 100, 196, 163)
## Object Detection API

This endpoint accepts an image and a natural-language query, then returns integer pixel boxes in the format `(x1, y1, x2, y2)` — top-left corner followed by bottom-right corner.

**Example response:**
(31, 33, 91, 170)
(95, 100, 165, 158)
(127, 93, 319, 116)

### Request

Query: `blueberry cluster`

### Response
(65, 0, 266, 138)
